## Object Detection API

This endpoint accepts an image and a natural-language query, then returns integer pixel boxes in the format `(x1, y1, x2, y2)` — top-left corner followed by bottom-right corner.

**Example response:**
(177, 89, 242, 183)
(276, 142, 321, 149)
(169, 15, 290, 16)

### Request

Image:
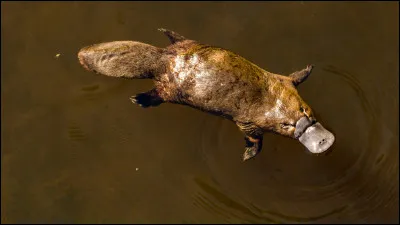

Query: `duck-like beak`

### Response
(295, 117, 335, 154)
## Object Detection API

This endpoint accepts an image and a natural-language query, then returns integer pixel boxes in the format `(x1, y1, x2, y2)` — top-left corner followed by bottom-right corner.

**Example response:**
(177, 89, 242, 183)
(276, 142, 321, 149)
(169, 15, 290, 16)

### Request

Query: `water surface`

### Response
(1, 1, 398, 223)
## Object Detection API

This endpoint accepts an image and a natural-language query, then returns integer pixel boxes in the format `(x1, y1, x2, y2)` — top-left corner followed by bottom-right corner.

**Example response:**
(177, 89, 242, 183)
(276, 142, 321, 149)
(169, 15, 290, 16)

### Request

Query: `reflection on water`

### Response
(323, 65, 376, 119)
(193, 177, 272, 223)
(323, 65, 378, 163)
(1, 1, 398, 224)
(193, 176, 348, 223)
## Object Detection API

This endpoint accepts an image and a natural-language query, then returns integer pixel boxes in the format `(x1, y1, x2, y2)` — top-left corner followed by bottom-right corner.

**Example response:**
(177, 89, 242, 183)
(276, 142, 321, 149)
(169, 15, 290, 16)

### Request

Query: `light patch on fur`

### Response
(193, 67, 212, 97)
(172, 55, 187, 84)
(269, 81, 278, 93)
(209, 51, 226, 62)
(170, 53, 213, 97)
(190, 54, 199, 64)
(264, 99, 285, 119)
(303, 108, 310, 118)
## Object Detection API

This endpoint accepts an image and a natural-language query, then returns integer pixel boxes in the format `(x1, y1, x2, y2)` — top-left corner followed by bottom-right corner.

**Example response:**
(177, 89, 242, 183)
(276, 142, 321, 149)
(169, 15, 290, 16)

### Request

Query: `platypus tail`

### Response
(78, 28, 189, 79)
(78, 40, 166, 79)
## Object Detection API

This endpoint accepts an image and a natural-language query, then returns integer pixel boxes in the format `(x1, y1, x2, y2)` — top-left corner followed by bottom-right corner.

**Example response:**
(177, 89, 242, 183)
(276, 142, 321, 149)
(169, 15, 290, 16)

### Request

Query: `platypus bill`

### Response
(78, 28, 335, 161)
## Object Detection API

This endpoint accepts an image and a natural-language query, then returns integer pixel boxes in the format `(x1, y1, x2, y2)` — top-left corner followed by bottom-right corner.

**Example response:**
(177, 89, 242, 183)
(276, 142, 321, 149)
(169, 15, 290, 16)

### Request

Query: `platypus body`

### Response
(78, 29, 335, 161)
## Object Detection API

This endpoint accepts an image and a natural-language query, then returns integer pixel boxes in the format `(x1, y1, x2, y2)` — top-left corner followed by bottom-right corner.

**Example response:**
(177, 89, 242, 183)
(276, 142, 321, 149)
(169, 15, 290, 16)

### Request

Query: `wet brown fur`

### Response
(78, 29, 315, 161)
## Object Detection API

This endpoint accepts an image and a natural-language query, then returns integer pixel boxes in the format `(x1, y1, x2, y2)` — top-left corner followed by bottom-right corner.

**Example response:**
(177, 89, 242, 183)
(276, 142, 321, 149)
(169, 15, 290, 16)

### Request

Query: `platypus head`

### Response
(258, 76, 335, 154)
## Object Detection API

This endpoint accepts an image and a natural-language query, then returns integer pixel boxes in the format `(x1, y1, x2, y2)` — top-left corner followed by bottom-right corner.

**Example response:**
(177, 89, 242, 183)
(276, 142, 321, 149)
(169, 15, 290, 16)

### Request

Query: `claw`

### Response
(243, 147, 259, 161)
(130, 96, 137, 104)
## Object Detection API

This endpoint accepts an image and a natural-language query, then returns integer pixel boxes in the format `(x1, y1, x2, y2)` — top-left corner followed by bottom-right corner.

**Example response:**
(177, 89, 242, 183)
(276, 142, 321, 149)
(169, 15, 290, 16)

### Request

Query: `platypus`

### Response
(78, 28, 335, 161)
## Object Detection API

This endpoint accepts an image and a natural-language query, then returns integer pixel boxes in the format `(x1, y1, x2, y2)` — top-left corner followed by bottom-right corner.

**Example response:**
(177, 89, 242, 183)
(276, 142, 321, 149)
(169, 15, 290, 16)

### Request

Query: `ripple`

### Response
(67, 125, 87, 142)
(192, 177, 275, 223)
(194, 64, 397, 223)
(323, 65, 377, 121)
(322, 65, 381, 178)
(69, 81, 132, 106)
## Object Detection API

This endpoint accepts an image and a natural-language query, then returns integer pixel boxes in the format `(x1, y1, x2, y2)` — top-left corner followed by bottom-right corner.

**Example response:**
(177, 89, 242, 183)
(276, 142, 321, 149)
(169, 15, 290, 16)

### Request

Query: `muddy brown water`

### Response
(1, 1, 398, 224)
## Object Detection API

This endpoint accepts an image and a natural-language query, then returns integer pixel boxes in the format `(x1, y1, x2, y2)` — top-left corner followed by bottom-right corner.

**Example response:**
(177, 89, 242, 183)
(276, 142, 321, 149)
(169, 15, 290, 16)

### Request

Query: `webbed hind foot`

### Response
(289, 64, 314, 86)
(236, 121, 264, 161)
(158, 28, 187, 44)
(243, 136, 263, 161)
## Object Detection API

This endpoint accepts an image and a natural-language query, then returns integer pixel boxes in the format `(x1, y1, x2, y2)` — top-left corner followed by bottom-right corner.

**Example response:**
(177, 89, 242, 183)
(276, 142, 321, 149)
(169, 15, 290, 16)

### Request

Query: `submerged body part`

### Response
(78, 28, 335, 161)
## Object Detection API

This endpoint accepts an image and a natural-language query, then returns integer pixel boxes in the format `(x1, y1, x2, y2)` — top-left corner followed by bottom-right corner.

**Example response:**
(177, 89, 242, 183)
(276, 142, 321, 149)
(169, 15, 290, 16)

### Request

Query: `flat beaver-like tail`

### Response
(78, 41, 165, 79)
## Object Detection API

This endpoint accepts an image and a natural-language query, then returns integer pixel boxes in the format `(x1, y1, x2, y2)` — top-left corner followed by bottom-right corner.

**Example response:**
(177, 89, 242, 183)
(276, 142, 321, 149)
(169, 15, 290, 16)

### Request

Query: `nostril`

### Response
(319, 138, 326, 145)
